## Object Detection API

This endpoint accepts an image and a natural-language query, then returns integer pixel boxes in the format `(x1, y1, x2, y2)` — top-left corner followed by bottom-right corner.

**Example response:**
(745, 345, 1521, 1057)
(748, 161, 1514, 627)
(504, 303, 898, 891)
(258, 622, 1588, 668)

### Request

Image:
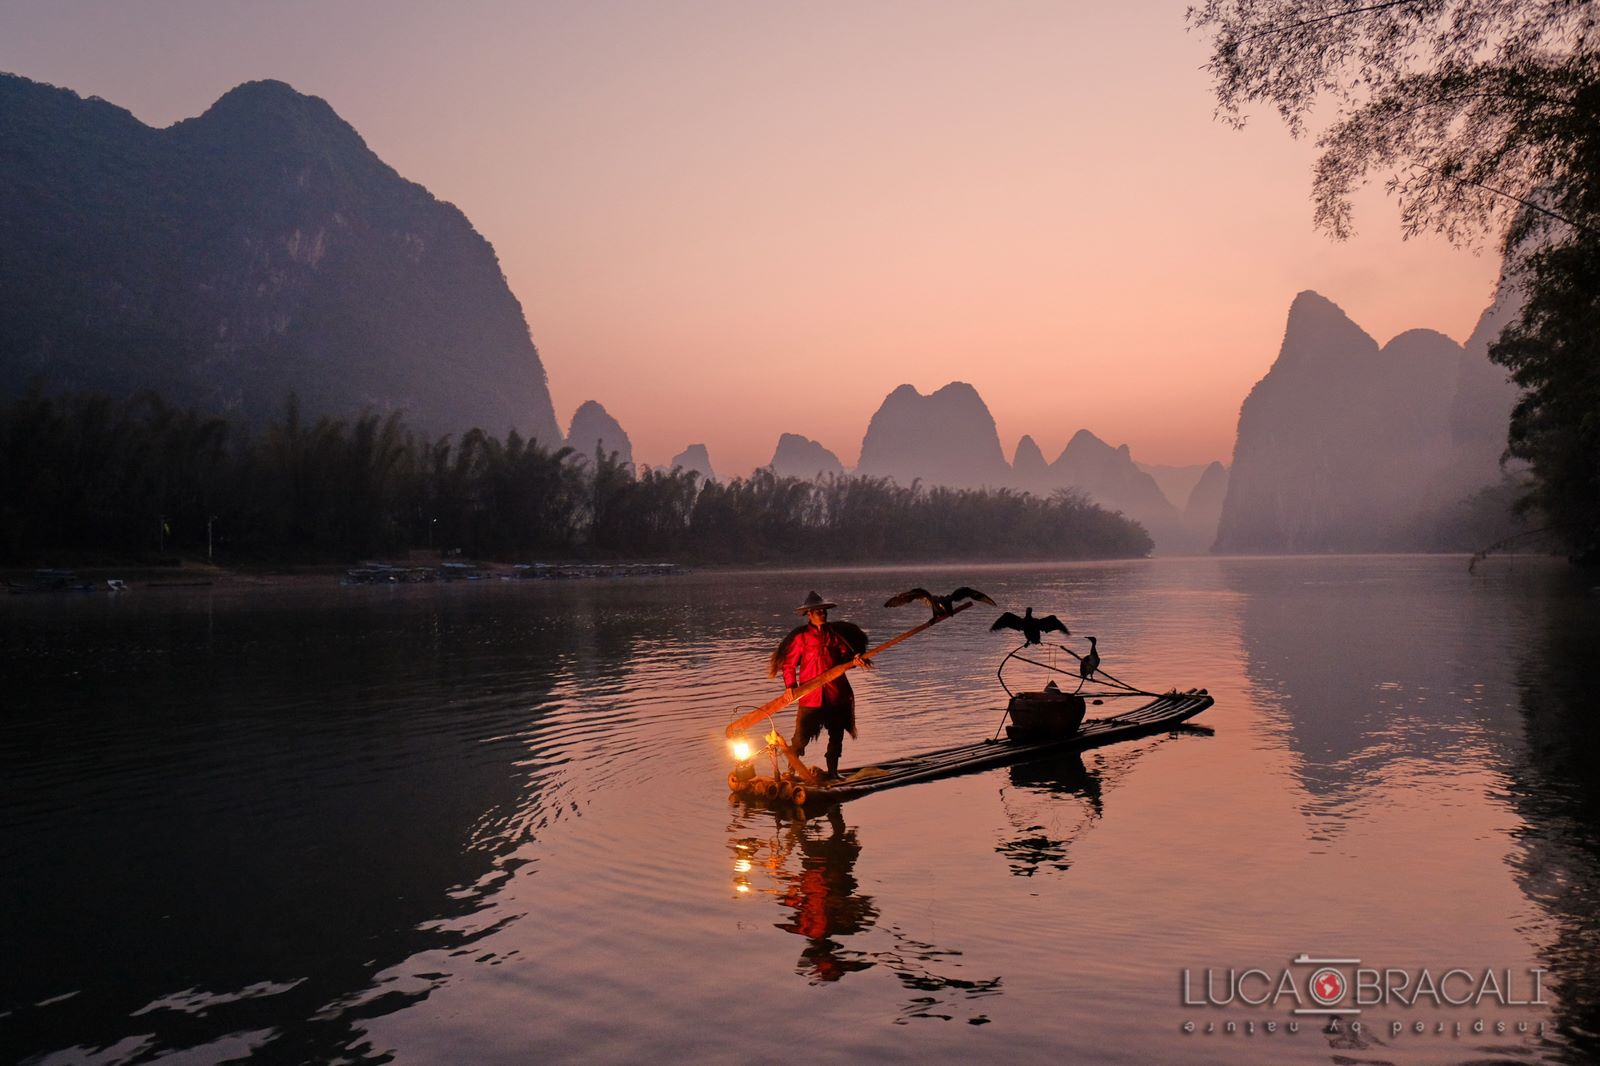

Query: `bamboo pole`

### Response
(724, 601, 973, 738)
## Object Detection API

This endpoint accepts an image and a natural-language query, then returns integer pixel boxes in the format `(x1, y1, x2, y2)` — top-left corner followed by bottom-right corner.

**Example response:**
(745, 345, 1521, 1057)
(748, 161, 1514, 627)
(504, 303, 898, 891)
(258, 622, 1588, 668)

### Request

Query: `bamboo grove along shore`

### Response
(3, 560, 688, 594)
(0, 390, 1154, 567)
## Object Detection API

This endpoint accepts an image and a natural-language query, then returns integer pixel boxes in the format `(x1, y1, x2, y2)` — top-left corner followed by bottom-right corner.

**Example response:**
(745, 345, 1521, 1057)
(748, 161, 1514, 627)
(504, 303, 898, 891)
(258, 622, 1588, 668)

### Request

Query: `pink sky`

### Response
(0, 1, 1502, 475)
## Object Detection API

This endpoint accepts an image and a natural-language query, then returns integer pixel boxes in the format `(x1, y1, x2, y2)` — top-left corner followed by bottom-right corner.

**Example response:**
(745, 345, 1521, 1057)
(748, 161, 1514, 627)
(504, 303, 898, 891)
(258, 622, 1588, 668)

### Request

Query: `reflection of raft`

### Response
(730, 689, 1213, 808)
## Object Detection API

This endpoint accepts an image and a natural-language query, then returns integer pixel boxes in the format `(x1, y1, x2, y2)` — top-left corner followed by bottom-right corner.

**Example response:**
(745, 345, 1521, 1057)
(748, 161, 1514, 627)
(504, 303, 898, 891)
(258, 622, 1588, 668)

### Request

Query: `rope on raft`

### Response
(1029, 645, 1159, 698)
(992, 640, 1162, 741)
(996, 642, 1160, 700)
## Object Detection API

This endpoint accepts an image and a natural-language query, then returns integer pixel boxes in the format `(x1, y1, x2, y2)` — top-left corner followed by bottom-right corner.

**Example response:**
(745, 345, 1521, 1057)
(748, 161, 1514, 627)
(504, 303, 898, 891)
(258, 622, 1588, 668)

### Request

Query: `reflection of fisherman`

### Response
(770, 591, 870, 779)
(777, 807, 877, 982)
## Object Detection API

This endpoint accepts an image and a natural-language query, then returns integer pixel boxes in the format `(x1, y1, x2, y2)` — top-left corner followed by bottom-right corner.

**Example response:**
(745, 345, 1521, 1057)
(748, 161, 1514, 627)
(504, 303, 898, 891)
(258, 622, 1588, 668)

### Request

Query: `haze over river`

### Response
(4, 557, 1597, 1065)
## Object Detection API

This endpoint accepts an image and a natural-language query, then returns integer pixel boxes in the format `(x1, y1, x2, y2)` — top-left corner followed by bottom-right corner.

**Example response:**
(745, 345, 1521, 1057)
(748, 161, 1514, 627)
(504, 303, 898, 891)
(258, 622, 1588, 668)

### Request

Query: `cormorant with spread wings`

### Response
(882, 586, 996, 619)
(990, 606, 1070, 646)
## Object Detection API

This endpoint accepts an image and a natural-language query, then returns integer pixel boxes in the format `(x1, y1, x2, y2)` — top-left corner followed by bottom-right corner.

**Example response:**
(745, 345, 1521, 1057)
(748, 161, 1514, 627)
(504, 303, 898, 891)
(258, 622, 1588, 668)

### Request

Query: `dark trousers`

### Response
(792, 705, 848, 774)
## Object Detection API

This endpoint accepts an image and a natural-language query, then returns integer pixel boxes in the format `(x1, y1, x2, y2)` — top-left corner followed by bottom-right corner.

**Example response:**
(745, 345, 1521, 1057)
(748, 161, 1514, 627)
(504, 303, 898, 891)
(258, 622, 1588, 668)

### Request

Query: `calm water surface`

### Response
(3, 557, 1598, 1064)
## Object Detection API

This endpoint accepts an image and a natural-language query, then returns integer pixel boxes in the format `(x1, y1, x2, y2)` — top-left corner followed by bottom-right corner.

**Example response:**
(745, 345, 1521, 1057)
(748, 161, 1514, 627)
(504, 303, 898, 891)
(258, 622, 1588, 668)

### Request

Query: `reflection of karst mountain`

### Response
(1221, 559, 1529, 839)
(0, 74, 562, 444)
(1215, 290, 1519, 553)
(1498, 578, 1600, 1063)
(1220, 558, 1600, 1054)
(0, 592, 639, 1063)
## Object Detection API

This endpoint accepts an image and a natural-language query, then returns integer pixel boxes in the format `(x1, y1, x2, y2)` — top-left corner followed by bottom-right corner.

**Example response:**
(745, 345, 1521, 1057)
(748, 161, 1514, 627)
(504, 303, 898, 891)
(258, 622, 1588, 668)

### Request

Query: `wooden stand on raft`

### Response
(766, 732, 820, 789)
(725, 601, 975, 798)
(727, 735, 819, 807)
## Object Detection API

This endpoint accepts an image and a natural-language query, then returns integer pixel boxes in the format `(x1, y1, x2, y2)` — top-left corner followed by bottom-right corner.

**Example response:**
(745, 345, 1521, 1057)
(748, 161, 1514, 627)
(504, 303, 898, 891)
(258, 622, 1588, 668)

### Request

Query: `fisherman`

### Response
(771, 591, 871, 779)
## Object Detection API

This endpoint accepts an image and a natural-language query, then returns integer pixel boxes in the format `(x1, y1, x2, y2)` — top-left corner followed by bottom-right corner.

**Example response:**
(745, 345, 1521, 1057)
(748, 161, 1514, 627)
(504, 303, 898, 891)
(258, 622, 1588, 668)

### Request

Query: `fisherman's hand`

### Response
(854, 655, 873, 671)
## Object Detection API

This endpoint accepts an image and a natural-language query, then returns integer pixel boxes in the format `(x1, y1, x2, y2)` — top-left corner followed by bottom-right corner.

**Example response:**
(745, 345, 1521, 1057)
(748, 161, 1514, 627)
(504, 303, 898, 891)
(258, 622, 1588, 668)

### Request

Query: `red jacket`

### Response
(782, 623, 857, 710)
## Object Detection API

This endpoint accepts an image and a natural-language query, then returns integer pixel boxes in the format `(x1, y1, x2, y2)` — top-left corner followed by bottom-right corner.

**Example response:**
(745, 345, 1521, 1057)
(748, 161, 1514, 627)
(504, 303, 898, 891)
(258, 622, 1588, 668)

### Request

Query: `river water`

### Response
(3, 557, 1597, 1065)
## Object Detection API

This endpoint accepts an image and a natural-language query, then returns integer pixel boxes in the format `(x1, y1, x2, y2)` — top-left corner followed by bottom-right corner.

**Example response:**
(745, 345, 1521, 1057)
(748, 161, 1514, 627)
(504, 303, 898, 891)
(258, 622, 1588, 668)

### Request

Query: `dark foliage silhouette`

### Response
(0, 391, 1154, 565)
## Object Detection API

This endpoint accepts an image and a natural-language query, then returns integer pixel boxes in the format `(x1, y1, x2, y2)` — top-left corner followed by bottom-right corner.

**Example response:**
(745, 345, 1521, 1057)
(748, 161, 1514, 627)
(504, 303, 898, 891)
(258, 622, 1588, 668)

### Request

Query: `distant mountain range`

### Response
(0, 73, 561, 444)
(850, 383, 1216, 553)
(563, 380, 1225, 553)
(711, 291, 1515, 554)
(3, 73, 1517, 557)
(572, 285, 1516, 554)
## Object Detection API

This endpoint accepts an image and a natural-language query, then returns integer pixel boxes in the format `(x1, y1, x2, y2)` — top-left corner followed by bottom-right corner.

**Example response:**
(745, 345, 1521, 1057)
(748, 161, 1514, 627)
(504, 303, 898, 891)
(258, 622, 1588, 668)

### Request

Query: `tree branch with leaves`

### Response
(1189, 0, 1600, 562)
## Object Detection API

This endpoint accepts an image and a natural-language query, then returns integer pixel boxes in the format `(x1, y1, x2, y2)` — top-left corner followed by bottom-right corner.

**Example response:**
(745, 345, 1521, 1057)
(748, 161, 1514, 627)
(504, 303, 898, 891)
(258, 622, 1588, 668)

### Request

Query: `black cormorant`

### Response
(883, 586, 997, 619)
(1079, 635, 1100, 681)
(989, 607, 1070, 645)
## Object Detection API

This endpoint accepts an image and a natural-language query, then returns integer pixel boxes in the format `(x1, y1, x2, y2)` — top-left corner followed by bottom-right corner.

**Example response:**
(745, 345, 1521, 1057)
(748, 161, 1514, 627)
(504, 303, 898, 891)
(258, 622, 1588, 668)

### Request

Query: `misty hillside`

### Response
(1184, 461, 1229, 541)
(856, 382, 1013, 488)
(670, 443, 716, 481)
(854, 381, 1214, 553)
(1051, 429, 1199, 552)
(1138, 462, 1213, 509)
(0, 73, 561, 443)
(1215, 290, 1517, 552)
(1012, 435, 1050, 488)
(566, 400, 633, 466)
(768, 433, 844, 480)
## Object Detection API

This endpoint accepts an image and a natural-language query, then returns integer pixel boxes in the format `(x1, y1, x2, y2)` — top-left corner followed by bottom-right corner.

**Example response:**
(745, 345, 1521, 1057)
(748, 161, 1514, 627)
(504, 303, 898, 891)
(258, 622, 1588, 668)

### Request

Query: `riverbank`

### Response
(2, 557, 691, 593)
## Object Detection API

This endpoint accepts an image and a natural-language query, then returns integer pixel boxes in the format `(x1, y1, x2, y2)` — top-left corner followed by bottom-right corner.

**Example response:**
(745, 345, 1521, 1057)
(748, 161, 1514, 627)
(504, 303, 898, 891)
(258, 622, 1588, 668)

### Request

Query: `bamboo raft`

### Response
(730, 688, 1213, 808)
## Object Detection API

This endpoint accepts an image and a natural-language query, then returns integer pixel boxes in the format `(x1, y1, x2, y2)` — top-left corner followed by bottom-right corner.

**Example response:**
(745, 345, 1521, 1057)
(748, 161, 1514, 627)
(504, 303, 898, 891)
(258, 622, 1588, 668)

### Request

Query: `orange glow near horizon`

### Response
(0, 1, 1502, 475)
